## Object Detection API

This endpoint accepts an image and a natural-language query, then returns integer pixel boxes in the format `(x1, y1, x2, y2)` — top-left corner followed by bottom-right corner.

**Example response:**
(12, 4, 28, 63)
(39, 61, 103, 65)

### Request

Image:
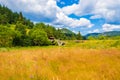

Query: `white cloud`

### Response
(55, 12, 93, 28)
(62, 0, 120, 24)
(0, 0, 61, 21)
(88, 29, 100, 33)
(93, 29, 100, 33)
(102, 24, 120, 31)
(62, 0, 96, 16)
(62, 4, 79, 15)
(0, 0, 94, 28)
(94, 0, 120, 24)
(1, 0, 120, 33)
(90, 15, 102, 19)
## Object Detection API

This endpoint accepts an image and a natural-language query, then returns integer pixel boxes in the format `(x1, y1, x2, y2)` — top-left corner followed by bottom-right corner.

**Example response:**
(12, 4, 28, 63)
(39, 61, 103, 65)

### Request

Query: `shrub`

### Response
(29, 29, 51, 46)
(0, 25, 15, 47)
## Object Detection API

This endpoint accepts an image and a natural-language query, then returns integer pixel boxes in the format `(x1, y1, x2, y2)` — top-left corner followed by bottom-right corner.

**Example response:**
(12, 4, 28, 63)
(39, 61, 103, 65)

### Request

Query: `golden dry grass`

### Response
(0, 46, 120, 80)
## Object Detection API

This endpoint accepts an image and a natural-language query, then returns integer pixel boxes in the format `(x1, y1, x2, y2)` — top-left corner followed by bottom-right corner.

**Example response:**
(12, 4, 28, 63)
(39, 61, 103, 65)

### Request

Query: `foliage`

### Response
(34, 23, 78, 40)
(0, 4, 120, 47)
(85, 31, 120, 40)
(0, 5, 33, 27)
(15, 23, 27, 35)
(59, 28, 77, 40)
(34, 23, 55, 38)
(13, 23, 31, 46)
(87, 35, 120, 40)
(29, 28, 51, 46)
(76, 31, 83, 40)
(0, 25, 15, 47)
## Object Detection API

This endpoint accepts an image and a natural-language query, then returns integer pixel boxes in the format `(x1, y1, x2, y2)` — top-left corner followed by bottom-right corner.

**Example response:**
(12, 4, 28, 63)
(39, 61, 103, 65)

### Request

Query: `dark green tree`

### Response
(18, 12, 23, 21)
(76, 31, 82, 40)
(13, 23, 31, 46)
(98, 35, 106, 40)
(29, 29, 51, 46)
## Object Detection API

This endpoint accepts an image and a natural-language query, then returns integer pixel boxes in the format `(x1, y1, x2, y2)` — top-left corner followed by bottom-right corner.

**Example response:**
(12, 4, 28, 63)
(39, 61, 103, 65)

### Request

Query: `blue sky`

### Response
(0, 0, 120, 35)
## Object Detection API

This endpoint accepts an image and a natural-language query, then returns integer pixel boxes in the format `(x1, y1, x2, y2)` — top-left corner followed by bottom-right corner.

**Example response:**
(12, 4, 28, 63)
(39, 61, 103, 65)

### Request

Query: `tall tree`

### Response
(19, 12, 23, 21)
(76, 31, 82, 40)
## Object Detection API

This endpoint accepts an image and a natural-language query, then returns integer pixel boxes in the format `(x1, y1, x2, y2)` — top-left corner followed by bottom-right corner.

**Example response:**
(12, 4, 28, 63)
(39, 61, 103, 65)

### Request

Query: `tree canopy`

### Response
(0, 4, 83, 47)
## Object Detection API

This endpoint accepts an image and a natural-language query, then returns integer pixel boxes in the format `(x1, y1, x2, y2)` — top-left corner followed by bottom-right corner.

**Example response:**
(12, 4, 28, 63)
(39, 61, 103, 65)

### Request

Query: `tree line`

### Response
(0, 5, 83, 47)
(87, 35, 120, 40)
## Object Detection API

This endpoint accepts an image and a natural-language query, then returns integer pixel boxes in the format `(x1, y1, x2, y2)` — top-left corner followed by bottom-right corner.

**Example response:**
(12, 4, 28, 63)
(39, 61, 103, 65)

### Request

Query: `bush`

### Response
(13, 23, 32, 46)
(0, 25, 15, 47)
(29, 29, 51, 46)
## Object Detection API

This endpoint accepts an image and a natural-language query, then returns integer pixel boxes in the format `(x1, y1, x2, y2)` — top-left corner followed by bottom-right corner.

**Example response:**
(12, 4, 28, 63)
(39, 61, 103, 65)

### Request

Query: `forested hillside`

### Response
(85, 31, 120, 40)
(0, 5, 82, 47)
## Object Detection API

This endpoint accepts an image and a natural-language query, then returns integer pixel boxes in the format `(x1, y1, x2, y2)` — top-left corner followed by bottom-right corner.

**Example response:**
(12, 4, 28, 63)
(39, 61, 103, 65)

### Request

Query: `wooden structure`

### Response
(49, 37, 55, 43)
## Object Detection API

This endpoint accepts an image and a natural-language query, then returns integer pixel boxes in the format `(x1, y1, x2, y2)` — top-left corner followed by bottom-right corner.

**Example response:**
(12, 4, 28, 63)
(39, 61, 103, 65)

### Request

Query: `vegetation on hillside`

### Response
(1, 4, 120, 47)
(86, 31, 120, 40)
(0, 3, 120, 80)
(0, 5, 82, 47)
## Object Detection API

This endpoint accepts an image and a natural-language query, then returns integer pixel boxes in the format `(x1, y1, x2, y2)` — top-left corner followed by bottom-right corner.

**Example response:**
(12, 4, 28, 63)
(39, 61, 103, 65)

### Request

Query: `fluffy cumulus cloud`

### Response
(0, 0, 93, 28)
(94, 0, 120, 24)
(102, 24, 120, 31)
(0, 0, 61, 22)
(62, 0, 120, 24)
(55, 12, 93, 28)
(62, 0, 97, 16)
(1, 0, 120, 33)
(62, 4, 79, 15)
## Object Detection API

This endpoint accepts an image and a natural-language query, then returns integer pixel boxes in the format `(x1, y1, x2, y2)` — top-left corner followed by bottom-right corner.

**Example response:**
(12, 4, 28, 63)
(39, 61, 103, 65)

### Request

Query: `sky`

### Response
(0, 0, 120, 35)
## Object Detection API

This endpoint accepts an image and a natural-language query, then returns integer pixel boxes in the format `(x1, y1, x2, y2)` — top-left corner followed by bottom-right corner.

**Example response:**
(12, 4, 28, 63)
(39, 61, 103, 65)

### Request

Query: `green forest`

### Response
(0, 5, 120, 47)
(0, 5, 83, 47)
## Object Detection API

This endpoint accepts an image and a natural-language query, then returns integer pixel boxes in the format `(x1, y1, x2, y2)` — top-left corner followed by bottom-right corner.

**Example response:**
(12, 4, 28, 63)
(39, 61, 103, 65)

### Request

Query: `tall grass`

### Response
(0, 40, 120, 80)
(65, 40, 120, 49)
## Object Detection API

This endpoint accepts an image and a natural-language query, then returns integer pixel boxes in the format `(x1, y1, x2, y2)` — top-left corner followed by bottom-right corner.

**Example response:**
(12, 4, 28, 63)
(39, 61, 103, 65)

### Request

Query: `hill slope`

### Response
(85, 31, 120, 39)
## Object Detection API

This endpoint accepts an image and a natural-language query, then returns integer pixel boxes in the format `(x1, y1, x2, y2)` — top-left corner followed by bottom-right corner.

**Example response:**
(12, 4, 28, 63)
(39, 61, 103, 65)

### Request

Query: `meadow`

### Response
(0, 40, 120, 80)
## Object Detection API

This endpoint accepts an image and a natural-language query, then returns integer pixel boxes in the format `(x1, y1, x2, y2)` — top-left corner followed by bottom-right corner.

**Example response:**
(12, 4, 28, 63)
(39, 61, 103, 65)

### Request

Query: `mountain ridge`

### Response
(85, 31, 120, 39)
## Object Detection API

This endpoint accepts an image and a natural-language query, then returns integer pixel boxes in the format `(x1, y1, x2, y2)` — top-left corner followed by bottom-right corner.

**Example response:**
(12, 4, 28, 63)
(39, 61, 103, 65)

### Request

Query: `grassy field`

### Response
(0, 40, 120, 80)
